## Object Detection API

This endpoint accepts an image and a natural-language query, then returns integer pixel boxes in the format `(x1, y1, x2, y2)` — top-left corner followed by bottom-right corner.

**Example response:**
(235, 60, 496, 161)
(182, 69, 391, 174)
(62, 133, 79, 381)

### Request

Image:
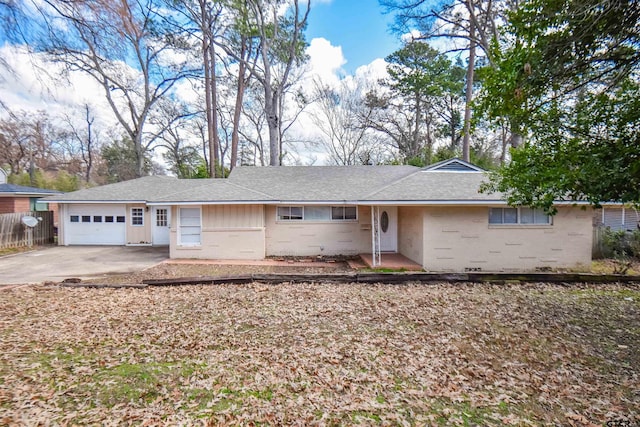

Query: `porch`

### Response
(354, 253, 423, 271)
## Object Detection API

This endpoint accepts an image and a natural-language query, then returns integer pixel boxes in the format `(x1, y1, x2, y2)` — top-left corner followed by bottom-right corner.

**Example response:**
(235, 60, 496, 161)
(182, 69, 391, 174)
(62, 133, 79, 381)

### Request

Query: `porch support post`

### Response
(371, 205, 381, 267)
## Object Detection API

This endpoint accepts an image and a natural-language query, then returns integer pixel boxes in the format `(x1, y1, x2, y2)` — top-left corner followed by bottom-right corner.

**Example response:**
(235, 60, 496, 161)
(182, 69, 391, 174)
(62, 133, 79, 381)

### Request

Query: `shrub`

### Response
(602, 228, 640, 259)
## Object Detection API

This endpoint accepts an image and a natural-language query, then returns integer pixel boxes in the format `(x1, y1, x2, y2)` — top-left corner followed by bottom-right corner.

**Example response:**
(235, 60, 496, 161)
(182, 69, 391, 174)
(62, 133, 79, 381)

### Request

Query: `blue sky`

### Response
(306, 0, 401, 72)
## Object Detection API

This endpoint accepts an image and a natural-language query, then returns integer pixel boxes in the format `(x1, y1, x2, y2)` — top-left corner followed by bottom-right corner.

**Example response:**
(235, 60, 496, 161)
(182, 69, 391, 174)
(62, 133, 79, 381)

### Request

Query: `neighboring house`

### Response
(45, 159, 594, 272)
(593, 205, 640, 232)
(0, 182, 62, 223)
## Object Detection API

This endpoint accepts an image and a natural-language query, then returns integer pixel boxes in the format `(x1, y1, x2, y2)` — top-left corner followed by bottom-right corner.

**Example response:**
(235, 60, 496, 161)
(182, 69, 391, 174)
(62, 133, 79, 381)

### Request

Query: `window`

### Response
(82, 216, 91, 223)
(305, 206, 330, 221)
(116, 216, 125, 223)
(277, 206, 303, 220)
(105, 216, 114, 223)
(93, 216, 102, 223)
(179, 207, 201, 246)
(489, 207, 551, 225)
(331, 206, 357, 221)
(70, 215, 79, 223)
(131, 208, 144, 226)
(156, 208, 168, 227)
(277, 206, 358, 222)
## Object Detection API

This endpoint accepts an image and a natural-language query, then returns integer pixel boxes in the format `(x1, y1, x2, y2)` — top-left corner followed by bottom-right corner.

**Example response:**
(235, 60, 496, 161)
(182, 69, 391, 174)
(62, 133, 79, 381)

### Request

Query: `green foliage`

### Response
(480, 80, 640, 212)
(8, 169, 79, 192)
(373, 41, 465, 164)
(102, 137, 151, 183)
(477, 0, 640, 209)
(602, 229, 640, 261)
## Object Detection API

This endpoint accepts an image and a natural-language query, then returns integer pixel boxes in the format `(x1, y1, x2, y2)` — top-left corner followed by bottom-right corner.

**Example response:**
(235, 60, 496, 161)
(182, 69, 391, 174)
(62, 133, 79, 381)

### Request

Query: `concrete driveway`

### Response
(0, 246, 169, 285)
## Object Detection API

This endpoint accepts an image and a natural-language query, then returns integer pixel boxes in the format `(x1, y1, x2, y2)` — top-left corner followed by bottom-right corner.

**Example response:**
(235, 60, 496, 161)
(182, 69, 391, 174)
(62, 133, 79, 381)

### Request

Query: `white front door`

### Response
(379, 206, 397, 252)
(152, 206, 171, 246)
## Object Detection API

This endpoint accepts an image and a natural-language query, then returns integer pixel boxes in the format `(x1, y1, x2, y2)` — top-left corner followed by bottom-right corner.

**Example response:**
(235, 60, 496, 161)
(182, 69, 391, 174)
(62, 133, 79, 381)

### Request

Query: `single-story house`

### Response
(0, 180, 62, 224)
(44, 158, 594, 272)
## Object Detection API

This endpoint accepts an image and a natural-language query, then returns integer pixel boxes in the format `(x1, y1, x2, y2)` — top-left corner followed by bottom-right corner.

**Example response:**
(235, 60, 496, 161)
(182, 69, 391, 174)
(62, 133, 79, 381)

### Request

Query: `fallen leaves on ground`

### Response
(0, 281, 638, 426)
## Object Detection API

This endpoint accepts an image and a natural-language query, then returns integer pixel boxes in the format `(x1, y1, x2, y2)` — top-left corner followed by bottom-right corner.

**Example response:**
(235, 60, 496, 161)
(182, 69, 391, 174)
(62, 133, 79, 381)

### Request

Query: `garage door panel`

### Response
(66, 204, 126, 245)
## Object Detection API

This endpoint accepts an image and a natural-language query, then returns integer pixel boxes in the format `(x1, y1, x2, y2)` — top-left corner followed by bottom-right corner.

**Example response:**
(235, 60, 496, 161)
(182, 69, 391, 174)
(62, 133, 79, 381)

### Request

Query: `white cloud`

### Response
(305, 37, 347, 85)
(401, 29, 422, 43)
(0, 44, 118, 130)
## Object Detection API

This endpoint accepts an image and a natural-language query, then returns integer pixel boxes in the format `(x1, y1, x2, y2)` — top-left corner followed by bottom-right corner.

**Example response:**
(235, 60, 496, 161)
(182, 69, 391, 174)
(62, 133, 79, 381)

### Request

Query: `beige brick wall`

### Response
(398, 206, 424, 265)
(421, 206, 592, 272)
(171, 204, 266, 260)
(265, 205, 372, 257)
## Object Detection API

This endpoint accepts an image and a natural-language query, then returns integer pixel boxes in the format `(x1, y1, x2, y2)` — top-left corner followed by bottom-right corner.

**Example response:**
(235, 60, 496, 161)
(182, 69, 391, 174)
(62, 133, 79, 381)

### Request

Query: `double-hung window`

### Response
(489, 207, 551, 225)
(331, 206, 357, 221)
(179, 207, 201, 246)
(277, 206, 303, 220)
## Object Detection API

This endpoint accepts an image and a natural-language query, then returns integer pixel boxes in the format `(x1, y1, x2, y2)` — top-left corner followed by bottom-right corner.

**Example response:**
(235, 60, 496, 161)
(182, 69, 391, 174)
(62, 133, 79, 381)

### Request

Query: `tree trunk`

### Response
(230, 37, 247, 171)
(84, 105, 93, 183)
(210, 39, 221, 177)
(462, 15, 476, 163)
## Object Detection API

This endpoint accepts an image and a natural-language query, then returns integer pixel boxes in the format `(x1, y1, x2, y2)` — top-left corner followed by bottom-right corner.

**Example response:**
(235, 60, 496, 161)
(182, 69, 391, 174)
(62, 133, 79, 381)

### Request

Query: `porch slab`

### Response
(358, 253, 423, 271)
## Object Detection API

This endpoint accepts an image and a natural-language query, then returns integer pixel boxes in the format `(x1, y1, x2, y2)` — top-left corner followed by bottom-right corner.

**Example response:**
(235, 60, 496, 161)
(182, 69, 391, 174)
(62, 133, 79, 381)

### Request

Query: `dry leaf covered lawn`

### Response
(1, 282, 639, 426)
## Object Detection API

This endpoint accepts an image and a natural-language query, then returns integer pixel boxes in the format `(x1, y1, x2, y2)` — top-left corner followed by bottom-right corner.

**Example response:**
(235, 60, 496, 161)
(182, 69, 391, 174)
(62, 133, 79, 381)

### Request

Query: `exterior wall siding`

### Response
(422, 206, 592, 272)
(265, 205, 371, 256)
(170, 204, 265, 260)
(126, 203, 152, 245)
(398, 206, 424, 265)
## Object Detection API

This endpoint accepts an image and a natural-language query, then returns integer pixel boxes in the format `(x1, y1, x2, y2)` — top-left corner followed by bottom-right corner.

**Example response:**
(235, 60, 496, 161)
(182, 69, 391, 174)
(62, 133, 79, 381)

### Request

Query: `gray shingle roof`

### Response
(0, 183, 62, 196)
(44, 176, 178, 202)
(228, 165, 419, 201)
(151, 180, 275, 203)
(43, 161, 506, 205)
(362, 171, 502, 202)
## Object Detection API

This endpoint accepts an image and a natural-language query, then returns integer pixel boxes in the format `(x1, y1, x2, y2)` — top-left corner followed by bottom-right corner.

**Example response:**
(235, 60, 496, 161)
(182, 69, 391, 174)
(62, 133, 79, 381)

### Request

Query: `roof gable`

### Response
(423, 158, 485, 172)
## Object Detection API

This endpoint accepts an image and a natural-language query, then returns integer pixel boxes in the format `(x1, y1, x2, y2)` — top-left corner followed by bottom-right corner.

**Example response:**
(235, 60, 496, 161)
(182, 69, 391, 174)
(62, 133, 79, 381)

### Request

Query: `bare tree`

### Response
(33, 0, 196, 177)
(310, 79, 379, 165)
(61, 104, 100, 184)
(217, 0, 311, 166)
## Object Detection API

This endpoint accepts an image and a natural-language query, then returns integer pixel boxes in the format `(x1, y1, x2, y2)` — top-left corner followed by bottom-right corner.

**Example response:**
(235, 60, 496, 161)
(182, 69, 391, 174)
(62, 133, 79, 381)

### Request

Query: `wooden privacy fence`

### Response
(0, 211, 55, 249)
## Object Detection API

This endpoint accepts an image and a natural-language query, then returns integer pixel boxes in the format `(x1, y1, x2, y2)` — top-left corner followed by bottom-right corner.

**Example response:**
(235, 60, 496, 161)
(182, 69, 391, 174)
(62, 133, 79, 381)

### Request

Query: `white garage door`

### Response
(65, 204, 126, 245)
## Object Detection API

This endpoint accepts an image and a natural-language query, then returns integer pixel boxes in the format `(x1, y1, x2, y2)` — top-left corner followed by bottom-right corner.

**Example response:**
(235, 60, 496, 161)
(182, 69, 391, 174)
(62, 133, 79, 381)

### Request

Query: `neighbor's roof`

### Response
(45, 158, 508, 205)
(0, 183, 63, 196)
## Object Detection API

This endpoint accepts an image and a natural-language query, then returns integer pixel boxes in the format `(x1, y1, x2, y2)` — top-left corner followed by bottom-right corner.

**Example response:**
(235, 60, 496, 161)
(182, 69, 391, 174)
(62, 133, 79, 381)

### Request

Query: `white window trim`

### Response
(178, 206, 202, 247)
(276, 205, 358, 222)
(131, 207, 144, 227)
(488, 207, 552, 226)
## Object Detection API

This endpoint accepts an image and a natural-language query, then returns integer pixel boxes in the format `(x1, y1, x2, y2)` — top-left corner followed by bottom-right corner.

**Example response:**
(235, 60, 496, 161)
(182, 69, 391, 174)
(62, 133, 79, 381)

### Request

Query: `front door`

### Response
(379, 206, 397, 252)
(152, 206, 171, 246)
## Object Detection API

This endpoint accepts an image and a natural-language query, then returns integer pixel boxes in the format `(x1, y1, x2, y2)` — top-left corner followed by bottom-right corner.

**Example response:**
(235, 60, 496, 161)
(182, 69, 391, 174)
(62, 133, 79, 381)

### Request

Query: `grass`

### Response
(0, 281, 638, 425)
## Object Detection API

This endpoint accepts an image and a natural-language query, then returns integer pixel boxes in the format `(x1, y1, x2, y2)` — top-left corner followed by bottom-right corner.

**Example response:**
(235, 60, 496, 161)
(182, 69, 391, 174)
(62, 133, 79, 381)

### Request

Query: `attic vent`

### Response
(437, 161, 477, 172)
(423, 158, 484, 172)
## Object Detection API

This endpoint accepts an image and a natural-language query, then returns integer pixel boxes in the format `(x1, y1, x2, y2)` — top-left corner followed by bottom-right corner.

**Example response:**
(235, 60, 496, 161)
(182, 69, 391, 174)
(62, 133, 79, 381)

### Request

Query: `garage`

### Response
(64, 204, 127, 245)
